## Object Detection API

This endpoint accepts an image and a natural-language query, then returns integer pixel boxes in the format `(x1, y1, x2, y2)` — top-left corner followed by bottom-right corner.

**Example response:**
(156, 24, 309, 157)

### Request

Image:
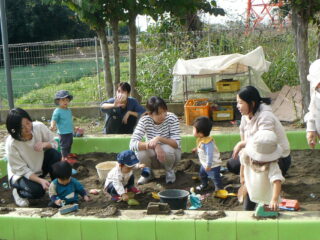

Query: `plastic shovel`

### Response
(214, 189, 237, 199)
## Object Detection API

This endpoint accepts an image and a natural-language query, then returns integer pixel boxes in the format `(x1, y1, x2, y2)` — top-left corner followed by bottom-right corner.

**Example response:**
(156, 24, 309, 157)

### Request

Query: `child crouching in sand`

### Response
(192, 117, 223, 192)
(240, 130, 285, 211)
(49, 161, 90, 207)
(104, 150, 144, 201)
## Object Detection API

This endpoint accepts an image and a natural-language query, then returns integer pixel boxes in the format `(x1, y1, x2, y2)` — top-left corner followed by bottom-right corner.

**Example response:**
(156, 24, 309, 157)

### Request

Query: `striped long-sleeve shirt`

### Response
(129, 112, 181, 151)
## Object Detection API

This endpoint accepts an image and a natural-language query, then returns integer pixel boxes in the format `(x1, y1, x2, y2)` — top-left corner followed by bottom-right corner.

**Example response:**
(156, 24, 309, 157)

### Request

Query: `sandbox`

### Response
(0, 131, 320, 240)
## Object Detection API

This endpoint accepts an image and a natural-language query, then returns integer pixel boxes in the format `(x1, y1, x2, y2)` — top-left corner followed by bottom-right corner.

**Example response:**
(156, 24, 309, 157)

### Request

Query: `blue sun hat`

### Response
(54, 90, 73, 105)
(117, 150, 139, 167)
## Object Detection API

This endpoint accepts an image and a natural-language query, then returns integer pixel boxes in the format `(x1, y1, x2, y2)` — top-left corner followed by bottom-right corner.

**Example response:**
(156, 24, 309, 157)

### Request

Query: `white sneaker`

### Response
(12, 188, 29, 207)
(165, 170, 176, 184)
(137, 175, 152, 185)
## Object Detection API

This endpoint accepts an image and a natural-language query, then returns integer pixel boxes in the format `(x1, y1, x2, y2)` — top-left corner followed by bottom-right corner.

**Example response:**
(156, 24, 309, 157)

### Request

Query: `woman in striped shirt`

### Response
(130, 96, 181, 185)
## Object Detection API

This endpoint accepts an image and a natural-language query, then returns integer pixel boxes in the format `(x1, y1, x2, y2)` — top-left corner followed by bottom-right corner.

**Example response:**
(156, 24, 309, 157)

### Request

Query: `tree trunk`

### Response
(128, 15, 140, 100)
(97, 28, 113, 99)
(316, 30, 320, 59)
(111, 19, 120, 94)
(292, 7, 310, 117)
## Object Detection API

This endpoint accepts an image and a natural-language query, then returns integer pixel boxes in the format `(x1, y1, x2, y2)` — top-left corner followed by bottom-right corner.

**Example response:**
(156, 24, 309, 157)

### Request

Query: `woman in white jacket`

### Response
(304, 59, 320, 148)
(6, 108, 61, 207)
(227, 86, 291, 177)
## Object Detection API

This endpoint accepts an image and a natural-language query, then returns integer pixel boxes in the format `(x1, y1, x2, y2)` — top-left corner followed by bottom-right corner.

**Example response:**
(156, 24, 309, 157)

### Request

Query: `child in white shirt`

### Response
(304, 59, 320, 148)
(240, 130, 285, 211)
(104, 150, 144, 201)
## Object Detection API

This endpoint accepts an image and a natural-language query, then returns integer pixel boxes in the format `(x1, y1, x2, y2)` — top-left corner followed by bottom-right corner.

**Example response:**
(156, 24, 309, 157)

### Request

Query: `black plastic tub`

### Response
(158, 189, 190, 210)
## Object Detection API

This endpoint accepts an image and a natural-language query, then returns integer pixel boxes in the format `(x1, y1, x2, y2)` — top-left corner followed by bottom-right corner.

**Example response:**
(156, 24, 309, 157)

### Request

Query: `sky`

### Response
(136, 0, 276, 31)
(137, 0, 248, 31)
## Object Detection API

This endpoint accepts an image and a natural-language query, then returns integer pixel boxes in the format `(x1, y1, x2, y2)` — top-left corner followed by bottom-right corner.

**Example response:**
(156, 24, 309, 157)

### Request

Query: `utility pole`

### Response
(0, 0, 14, 109)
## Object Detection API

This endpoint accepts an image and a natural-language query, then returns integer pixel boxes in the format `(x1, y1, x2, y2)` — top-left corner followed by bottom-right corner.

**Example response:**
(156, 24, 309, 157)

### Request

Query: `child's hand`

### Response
(49, 125, 56, 131)
(84, 195, 91, 202)
(55, 199, 62, 206)
(121, 193, 129, 201)
(269, 199, 279, 211)
(138, 163, 146, 169)
(307, 131, 317, 149)
(192, 148, 197, 154)
(205, 166, 211, 172)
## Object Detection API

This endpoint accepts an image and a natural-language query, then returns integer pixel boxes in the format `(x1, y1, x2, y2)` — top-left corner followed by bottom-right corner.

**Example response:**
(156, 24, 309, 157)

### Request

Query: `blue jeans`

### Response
(106, 175, 134, 196)
(199, 165, 223, 190)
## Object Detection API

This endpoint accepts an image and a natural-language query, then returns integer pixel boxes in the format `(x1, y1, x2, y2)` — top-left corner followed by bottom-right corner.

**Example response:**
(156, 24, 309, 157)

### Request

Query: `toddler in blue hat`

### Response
(50, 90, 74, 161)
(104, 150, 145, 201)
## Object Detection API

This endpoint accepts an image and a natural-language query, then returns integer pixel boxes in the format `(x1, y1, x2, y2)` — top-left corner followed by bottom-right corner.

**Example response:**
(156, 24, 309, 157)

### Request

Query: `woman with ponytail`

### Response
(227, 86, 291, 177)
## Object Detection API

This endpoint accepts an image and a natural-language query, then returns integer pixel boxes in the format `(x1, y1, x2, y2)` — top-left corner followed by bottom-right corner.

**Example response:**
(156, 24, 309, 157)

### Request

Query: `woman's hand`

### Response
(34, 142, 51, 152)
(39, 178, 50, 190)
(114, 94, 127, 108)
(307, 131, 317, 149)
(122, 111, 131, 124)
(34, 142, 45, 152)
(155, 144, 165, 163)
(232, 141, 245, 159)
(148, 136, 161, 149)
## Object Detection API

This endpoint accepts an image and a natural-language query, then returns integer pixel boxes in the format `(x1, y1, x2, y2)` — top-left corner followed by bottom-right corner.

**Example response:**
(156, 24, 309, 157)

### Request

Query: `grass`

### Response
(14, 61, 130, 107)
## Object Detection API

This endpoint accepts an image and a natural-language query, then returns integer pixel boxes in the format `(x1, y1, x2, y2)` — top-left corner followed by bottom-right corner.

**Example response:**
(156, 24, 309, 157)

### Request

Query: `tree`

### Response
(275, 0, 320, 114)
(4, 0, 94, 44)
(46, 0, 114, 98)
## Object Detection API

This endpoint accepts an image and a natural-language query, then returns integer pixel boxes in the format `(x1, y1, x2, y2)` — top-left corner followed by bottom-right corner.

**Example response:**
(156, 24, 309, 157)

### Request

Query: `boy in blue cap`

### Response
(104, 150, 145, 201)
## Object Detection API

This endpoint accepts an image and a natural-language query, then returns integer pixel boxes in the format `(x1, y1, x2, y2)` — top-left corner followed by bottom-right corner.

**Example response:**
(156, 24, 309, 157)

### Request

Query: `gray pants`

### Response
(136, 144, 181, 171)
(59, 133, 73, 157)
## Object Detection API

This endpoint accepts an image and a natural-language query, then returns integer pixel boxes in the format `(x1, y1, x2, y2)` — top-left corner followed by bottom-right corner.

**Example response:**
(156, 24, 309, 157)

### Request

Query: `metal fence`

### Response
(0, 26, 315, 108)
(0, 37, 104, 108)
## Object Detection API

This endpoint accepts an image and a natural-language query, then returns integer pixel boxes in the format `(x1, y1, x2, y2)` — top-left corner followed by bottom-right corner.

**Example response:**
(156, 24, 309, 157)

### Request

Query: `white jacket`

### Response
(239, 103, 290, 158)
(6, 121, 58, 182)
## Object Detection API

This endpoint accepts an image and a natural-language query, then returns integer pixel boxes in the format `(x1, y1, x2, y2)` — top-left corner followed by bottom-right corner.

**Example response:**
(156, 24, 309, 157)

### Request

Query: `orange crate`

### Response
(184, 99, 210, 125)
(216, 80, 240, 92)
(212, 105, 234, 121)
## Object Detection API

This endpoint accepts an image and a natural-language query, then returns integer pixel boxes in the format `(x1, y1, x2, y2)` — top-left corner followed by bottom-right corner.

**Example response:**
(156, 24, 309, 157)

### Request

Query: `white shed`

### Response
(171, 46, 271, 102)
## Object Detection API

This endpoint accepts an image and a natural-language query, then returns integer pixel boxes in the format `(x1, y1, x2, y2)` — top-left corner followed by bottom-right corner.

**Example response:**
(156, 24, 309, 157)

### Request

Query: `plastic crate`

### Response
(212, 105, 234, 121)
(216, 80, 240, 92)
(184, 98, 210, 125)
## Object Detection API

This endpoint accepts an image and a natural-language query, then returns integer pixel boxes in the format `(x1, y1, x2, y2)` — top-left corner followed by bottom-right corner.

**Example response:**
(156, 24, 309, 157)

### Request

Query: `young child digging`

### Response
(104, 150, 144, 201)
(192, 116, 223, 192)
(48, 161, 90, 207)
(50, 90, 74, 161)
(240, 130, 285, 211)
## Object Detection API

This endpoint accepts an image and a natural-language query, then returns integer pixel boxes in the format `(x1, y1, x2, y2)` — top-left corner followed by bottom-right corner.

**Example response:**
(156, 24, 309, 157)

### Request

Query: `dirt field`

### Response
(1, 149, 320, 216)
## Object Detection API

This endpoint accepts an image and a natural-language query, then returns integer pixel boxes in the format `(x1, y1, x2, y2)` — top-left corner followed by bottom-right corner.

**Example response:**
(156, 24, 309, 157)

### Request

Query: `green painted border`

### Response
(1, 211, 320, 240)
(71, 130, 314, 154)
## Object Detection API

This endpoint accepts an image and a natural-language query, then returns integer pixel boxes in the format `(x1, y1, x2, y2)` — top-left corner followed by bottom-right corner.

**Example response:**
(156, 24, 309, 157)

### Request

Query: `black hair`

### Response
(52, 161, 72, 180)
(237, 86, 271, 115)
(146, 96, 168, 114)
(6, 108, 32, 141)
(193, 116, 212, 137)
(118, 82, 131, 94)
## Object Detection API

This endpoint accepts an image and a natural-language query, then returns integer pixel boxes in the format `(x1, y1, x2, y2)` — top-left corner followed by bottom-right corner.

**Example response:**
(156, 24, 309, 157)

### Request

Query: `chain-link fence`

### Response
(0, 26, 315, 108)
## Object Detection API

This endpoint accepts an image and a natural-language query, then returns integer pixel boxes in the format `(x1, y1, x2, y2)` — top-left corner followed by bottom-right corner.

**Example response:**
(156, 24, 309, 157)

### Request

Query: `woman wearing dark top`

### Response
(100, 82, 145, 134)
